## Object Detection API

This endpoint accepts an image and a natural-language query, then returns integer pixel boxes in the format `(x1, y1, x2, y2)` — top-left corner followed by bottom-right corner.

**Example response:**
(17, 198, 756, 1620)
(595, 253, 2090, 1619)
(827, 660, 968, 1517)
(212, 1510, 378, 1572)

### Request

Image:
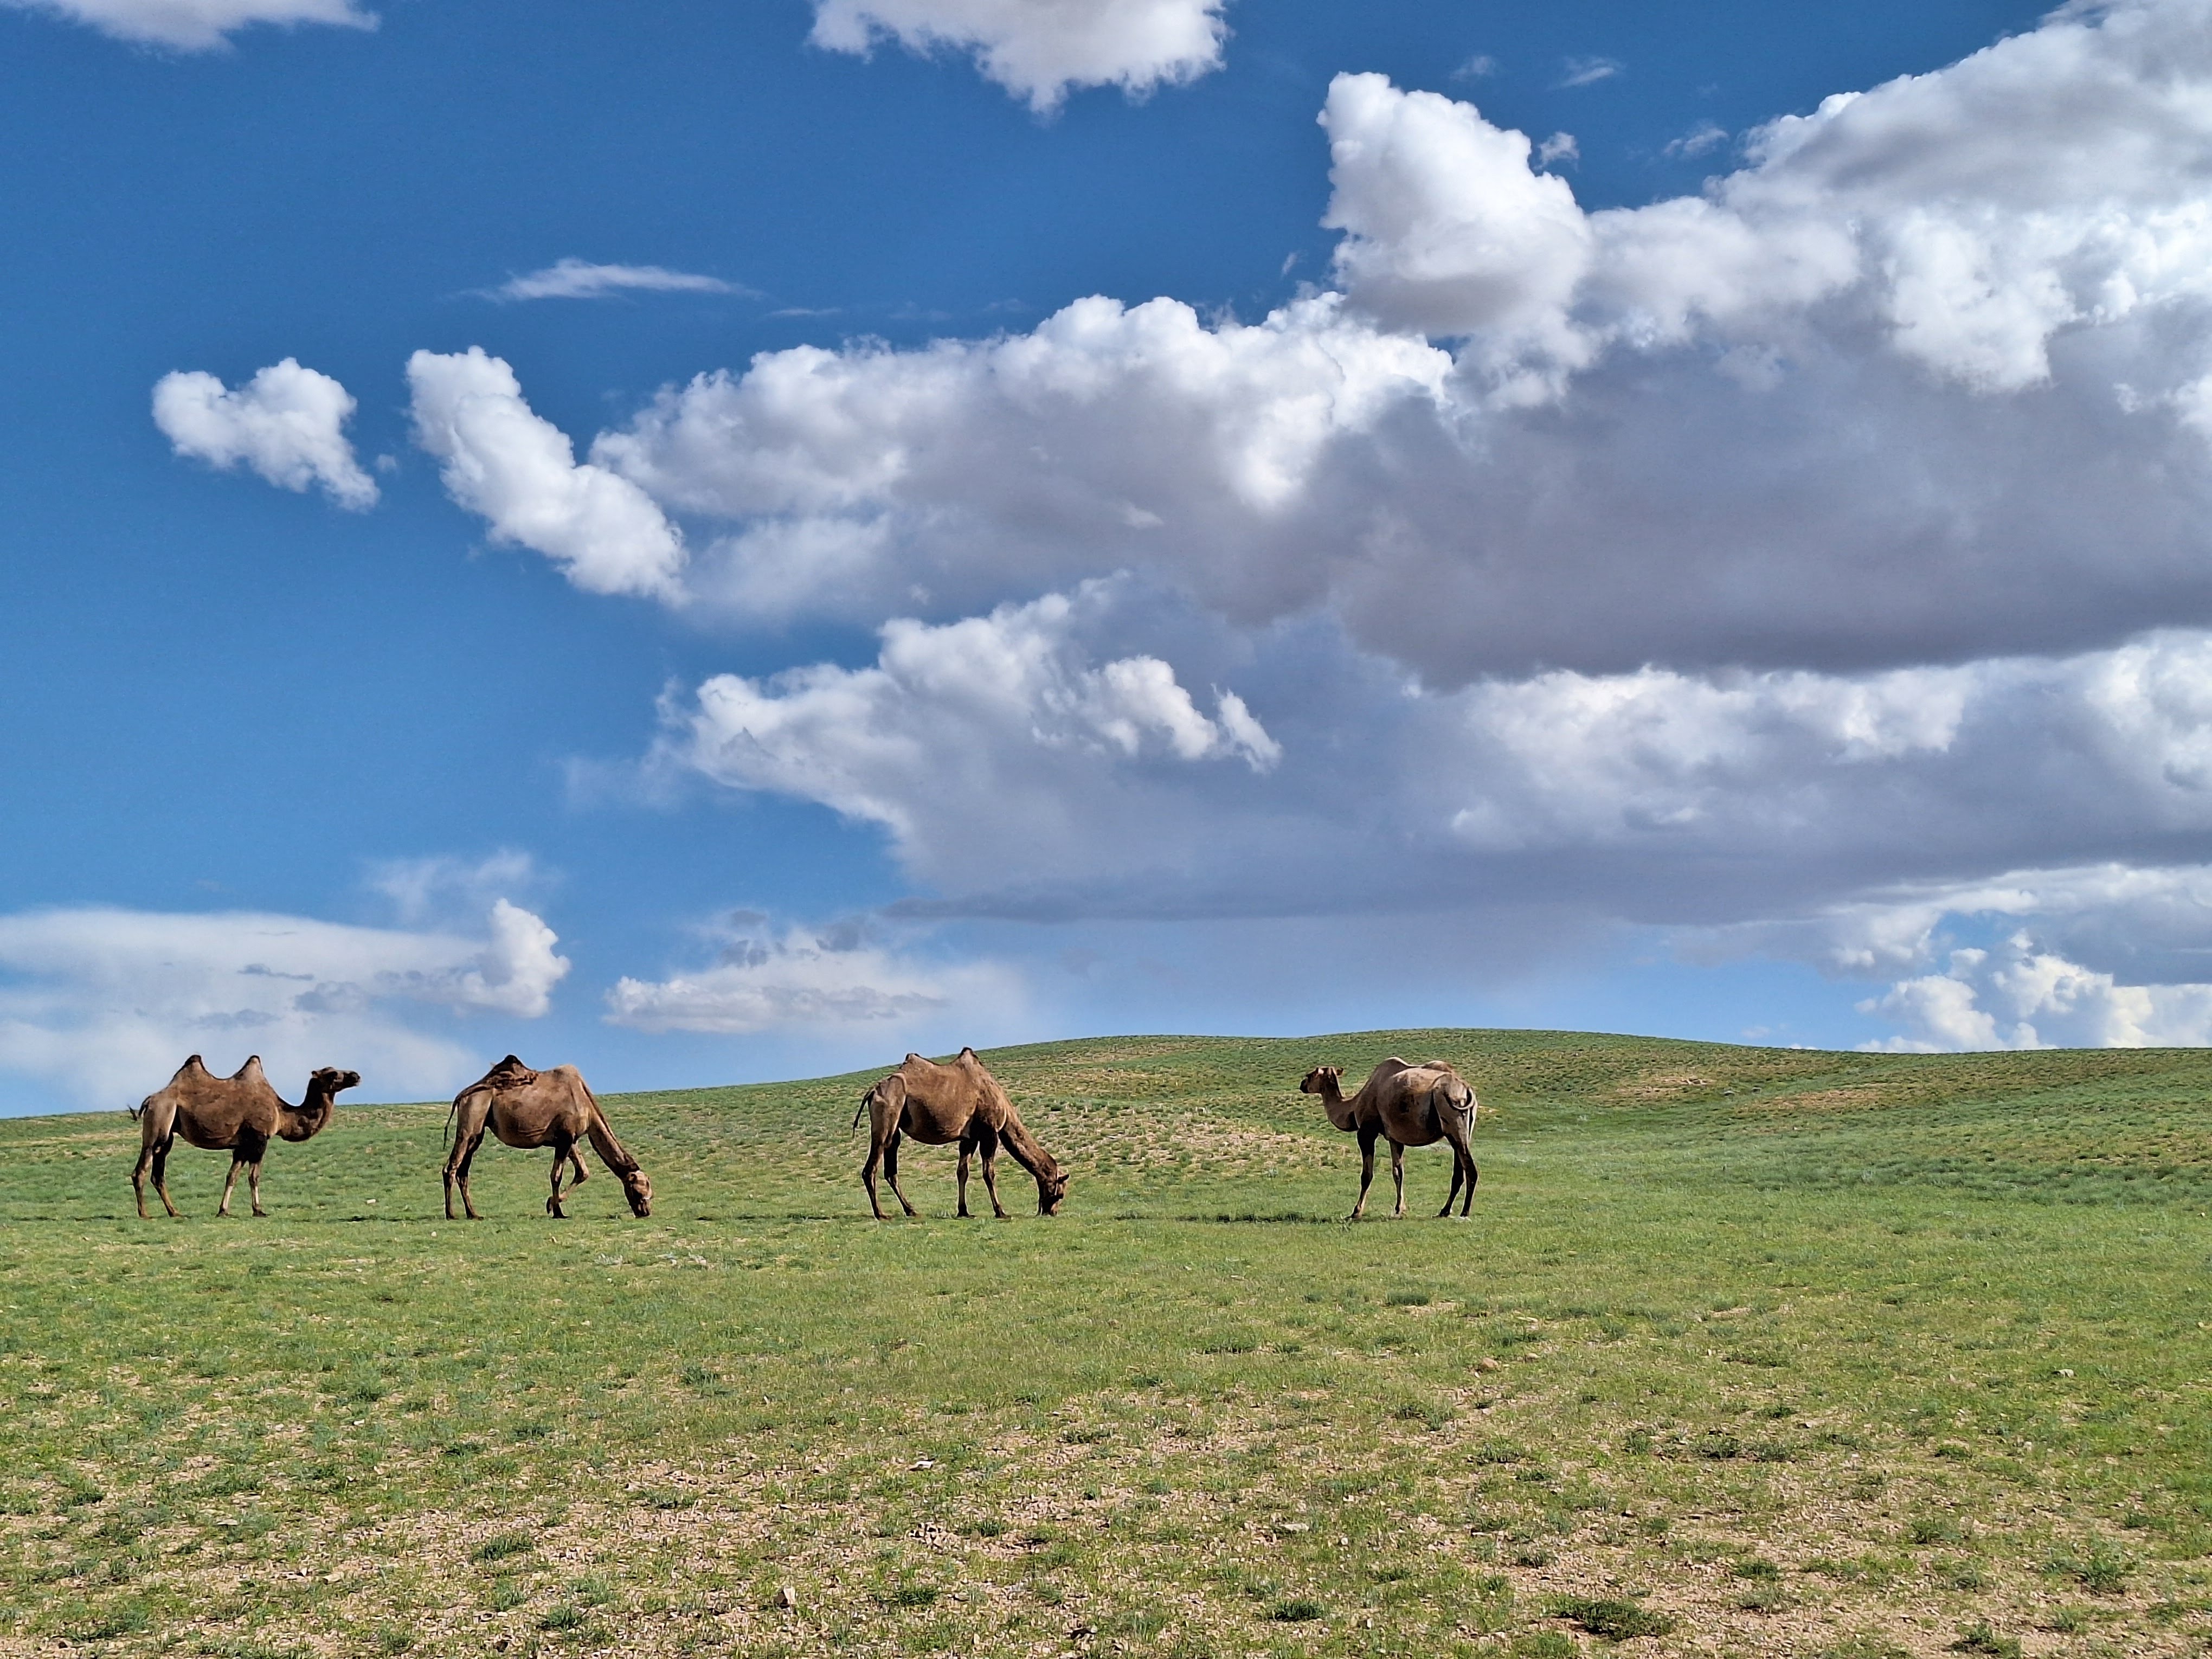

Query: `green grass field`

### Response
(2, 1030, 2209, 1658)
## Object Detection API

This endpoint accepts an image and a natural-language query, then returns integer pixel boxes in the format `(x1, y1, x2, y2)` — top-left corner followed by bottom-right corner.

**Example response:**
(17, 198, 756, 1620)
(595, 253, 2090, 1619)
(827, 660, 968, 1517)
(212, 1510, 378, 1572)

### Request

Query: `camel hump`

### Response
(959, 1046, 978, 1058)
(172, 1054, 211, 1082)
(234, 1055, 267, 1082)
(485, 1054, 541, 1089)
(904, 1052, 924, 1064)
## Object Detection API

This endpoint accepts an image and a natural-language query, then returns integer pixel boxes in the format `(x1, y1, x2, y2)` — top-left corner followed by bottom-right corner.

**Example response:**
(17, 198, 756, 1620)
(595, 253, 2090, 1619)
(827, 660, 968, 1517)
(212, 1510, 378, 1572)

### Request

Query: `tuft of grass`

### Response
(1549, 1596, 1675, 1640)
(1907, 1514, 1970, 1547)
(470, 1531, 534, 1564)
(1948, 1621, 2022, 1657)
(1391, 1398, 1454, 1430)
(1269, 1598, 1324, 1622)
(2048, 1540, 2131, 1593)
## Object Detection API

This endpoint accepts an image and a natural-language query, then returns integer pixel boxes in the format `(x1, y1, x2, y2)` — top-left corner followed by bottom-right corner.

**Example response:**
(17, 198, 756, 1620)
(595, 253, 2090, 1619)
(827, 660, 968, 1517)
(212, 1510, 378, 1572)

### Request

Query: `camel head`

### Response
(313, 1067, 363, 1097)
(1037, 1167, 1069, 1216)
(620, 1167, 654, 1217)
(1298, 1065, 1341, 1097)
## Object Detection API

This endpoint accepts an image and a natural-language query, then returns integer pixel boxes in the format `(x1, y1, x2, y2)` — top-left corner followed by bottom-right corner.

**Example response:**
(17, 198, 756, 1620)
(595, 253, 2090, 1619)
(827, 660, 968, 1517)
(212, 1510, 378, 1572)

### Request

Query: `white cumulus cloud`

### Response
(606, 914, 1020, 1036)
(653, 583, 1279, 897)
(0, 898, 568, 1109)
(524, 3, 2212, 679)
(6, 0, 372, 50)
(153, 358, 377, 510)
(810, 0, 1228, 110)
(1864, 934, 2212, 1052)
(589, 292, 1450, 623)
(406, 347, 687, 601)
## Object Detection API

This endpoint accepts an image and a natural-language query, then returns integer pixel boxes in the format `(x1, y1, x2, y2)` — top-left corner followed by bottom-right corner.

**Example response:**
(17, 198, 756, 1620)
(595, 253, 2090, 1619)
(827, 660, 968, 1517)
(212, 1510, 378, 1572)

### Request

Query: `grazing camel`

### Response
(131, 1056, 359, 1219)
(1300, 1058, 1479, 1220)
(852, 1049, 1068, 1220)
(442, 1056, 653, 1220)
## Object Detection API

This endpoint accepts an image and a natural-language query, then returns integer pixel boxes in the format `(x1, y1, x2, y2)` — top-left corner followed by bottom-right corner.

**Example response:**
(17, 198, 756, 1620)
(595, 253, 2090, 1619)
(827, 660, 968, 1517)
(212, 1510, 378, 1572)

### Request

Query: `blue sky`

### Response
(12, 0, 2212, 1115)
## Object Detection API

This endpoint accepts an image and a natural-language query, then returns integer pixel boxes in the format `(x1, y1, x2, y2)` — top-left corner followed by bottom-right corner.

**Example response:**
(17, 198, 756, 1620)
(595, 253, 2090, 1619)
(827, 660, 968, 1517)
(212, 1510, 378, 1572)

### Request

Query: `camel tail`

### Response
(1449, 1077, 1476, 1123)
(851, 1095, 869, 1134)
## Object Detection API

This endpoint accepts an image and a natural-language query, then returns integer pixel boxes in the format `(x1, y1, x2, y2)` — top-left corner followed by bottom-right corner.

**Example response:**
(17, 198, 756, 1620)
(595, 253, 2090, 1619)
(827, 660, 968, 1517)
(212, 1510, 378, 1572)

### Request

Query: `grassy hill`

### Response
(1, 1030, 2209, 1657)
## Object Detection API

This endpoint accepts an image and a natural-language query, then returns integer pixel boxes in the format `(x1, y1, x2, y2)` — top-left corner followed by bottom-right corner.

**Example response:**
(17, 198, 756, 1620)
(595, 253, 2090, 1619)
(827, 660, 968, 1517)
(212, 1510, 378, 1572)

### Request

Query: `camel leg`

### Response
(883, 1133, 919, 1218)
(139, 1133, 181, 1220)
(218, 1155, 244, 1218)
(1390, 1141, 1407, 1218)
(546, 1140, 573, 1218)
(978, 1129, 1009, 1220)
(445, 1096, 488, 1220)
(566, 1144, 589, 1188)
(956, 1136, 972, 1219)
(1351, 1127, 1379, 1220)
(248, 1160, 266, 1218)
(455, 1133, 485, 1220)
(153, 1140, 178, 1218)
(861, 1128, 891, 1220)
(1439, 1152, 1464, 1219)
(132, 1143, 156, 1220)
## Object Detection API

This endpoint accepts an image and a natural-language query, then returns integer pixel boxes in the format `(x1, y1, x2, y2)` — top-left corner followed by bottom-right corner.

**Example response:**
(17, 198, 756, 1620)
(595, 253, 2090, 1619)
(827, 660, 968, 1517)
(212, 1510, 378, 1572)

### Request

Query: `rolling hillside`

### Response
(1, 1031, 2207, 1657)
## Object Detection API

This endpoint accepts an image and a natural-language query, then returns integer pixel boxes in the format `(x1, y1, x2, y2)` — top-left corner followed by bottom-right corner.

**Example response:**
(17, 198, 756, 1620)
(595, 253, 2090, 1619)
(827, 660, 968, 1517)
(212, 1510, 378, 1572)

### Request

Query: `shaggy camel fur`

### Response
(442, 1056, 652, 1220)
(131, 1056, 358, 1219)
(1300, 1058, 1478, 1220)
(853, 1049, 1068, 1220)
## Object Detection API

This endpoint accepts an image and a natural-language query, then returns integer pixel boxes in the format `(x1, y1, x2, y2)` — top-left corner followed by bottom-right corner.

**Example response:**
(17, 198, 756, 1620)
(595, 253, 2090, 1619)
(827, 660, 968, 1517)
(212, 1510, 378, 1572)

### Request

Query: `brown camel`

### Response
(852, 1048, 1068, 1220)
(131, 1055, 359, 1219)
(1300, 1058, 1478, 1220)
(442, 1055, 652, 1220)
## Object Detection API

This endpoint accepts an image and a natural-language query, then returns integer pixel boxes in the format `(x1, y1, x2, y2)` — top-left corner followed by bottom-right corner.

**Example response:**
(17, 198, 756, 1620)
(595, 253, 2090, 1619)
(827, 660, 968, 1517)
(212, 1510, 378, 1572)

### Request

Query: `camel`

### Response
(442, 1056, 653, 1220)
(852, 1048, 1068, 1220)
(1300, 1057, 1479, 1220)
(131, 1055, 359, 1219)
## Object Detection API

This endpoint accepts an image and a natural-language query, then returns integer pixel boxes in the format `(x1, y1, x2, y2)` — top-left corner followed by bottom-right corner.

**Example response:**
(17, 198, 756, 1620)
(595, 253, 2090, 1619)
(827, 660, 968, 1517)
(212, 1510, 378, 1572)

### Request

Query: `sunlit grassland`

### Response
(1, 1030, 2209, 1658)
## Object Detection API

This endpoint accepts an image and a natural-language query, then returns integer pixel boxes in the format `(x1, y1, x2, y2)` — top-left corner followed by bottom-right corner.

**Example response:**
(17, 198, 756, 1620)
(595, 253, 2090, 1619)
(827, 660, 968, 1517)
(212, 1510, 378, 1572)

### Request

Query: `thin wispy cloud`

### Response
(1664, 120, 1729, 158)
(1556, 55, 1622, 88)
(1451, 53, 1496, 81)
(3, 0, 374, 50)
(1534, 131, 1579, 168)
(484, 259, 748, 303)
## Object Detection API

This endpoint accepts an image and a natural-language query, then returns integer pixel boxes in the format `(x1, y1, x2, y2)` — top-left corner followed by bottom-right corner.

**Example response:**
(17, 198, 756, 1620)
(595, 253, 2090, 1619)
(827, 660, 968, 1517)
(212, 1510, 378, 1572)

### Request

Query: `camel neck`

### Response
(282, 1084, 337, 1139)
(1315, 1083, 1359, 1133)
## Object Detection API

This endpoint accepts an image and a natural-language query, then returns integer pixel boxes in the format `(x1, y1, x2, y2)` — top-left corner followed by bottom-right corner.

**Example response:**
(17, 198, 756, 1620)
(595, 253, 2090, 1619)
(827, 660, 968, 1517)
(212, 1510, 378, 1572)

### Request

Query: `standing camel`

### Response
(853, 1049, 1068, 1220)
(442, 1056, 652, 1220)
(131, 1056, 359, 1219)
(1300, 1058, 1478, 1220)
